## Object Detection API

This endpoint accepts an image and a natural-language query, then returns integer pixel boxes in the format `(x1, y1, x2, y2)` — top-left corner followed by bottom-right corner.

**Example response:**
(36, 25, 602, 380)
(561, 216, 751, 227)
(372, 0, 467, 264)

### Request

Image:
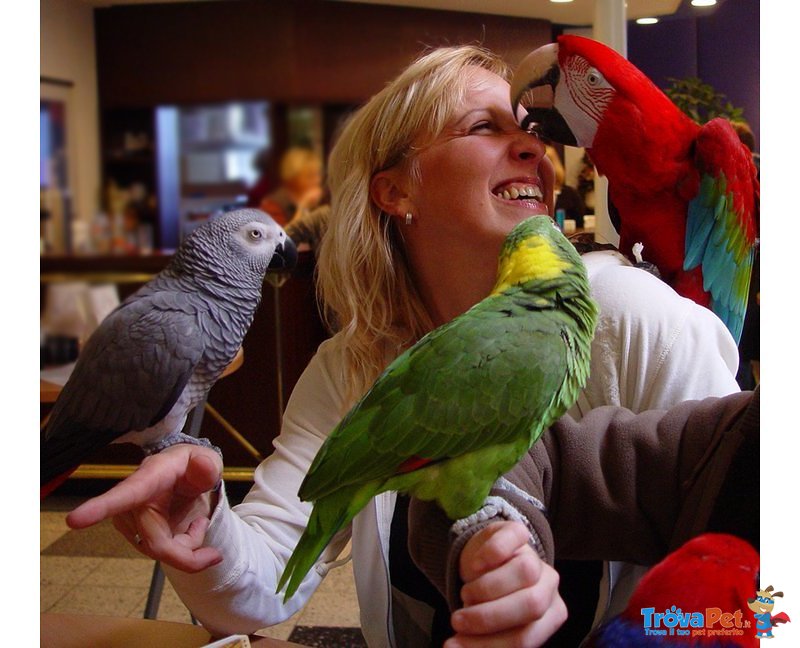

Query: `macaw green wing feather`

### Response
(298, 295, 574, 503)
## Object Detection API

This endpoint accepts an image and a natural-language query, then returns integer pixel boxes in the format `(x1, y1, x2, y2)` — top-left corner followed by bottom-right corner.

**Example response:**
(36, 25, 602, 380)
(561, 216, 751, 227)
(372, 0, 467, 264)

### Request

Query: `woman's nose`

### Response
(509, 129, 545, 164)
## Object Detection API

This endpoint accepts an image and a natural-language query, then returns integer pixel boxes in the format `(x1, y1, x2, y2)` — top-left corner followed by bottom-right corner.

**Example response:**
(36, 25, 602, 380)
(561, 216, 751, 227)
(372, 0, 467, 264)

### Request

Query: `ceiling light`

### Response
(691, 0, 717, 6)
(636, 17, 659, 24)
(549, 0, 574, 4)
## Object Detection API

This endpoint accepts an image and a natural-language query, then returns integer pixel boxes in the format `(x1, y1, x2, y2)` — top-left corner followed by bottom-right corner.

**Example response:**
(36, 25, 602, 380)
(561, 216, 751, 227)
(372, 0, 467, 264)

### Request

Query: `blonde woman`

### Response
(68, 46, 739, 647)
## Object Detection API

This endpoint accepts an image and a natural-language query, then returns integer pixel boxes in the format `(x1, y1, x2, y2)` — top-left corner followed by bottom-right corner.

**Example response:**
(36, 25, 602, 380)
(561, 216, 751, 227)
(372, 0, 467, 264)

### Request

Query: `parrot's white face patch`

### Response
(558, 56, 616, 148)
(234, 220, 284, 258)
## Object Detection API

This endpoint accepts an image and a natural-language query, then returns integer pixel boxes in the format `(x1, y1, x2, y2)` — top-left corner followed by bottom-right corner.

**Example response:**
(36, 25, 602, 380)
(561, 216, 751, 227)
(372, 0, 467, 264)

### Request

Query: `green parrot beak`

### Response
(510, 43, 577, 146)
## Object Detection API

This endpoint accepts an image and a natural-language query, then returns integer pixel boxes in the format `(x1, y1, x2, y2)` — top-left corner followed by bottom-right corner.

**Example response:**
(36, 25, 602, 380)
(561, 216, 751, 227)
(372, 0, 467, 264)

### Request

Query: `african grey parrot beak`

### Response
(510, 43, 577, 147)
(268, 235, 298, 270)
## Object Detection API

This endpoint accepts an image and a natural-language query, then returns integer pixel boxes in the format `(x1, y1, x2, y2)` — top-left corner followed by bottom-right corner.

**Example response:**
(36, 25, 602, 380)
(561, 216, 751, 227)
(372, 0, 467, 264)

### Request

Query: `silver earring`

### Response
(405, 212, 413, 226)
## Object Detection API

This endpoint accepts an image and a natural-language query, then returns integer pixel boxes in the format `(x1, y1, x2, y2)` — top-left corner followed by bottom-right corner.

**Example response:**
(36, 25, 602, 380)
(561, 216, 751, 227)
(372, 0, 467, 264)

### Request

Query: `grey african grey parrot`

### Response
(41, 209, 297, 497)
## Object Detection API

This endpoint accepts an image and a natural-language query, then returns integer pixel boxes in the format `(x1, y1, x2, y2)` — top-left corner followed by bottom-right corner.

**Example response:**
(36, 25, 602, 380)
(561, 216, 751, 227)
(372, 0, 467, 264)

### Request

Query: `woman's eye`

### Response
(469, 121, 492, 133)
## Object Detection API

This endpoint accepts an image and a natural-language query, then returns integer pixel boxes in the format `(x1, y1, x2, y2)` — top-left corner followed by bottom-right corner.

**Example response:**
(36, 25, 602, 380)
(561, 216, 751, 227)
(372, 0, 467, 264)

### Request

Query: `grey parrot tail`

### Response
(40, 423, 118, 497)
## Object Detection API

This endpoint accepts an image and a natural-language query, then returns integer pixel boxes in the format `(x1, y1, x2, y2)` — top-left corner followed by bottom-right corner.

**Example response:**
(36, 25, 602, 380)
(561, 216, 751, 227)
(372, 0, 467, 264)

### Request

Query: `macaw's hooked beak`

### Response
(510, 42, 577, 147)
(268, 235, 298, 270)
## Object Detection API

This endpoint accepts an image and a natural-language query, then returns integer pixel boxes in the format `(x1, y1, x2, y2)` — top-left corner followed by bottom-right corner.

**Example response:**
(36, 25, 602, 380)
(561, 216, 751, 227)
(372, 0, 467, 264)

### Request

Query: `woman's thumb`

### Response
(178, 449, 222, 497)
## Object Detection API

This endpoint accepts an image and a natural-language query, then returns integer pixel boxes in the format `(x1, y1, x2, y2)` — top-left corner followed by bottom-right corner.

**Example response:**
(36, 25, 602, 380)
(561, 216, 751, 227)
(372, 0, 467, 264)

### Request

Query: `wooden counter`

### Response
(40, 251, 329, 484)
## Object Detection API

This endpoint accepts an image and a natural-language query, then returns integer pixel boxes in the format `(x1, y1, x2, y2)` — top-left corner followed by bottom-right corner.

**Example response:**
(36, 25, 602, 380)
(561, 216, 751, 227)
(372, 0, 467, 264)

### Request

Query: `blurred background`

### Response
(41, 0, 758, 256)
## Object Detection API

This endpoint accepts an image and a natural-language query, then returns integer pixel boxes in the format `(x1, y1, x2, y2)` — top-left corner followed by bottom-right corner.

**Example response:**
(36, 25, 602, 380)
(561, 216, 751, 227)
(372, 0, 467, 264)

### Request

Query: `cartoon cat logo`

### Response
(747, 586, 791, 639)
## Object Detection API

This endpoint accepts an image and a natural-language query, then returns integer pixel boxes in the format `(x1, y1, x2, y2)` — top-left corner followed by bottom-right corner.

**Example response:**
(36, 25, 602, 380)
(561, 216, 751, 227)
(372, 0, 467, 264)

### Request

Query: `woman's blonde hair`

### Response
(317, 45, 509, 399)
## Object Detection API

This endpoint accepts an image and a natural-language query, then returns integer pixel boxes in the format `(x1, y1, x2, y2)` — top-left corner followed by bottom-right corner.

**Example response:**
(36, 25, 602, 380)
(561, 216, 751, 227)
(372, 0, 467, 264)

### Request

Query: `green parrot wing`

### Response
(298, 295, 573, 502)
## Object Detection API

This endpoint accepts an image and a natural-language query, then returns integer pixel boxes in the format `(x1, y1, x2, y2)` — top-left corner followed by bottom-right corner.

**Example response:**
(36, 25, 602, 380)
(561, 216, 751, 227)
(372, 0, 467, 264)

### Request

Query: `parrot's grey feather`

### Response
(41, 296, 206, 482)
(41, 209, 292, 491)
(148, 362, 199, 428)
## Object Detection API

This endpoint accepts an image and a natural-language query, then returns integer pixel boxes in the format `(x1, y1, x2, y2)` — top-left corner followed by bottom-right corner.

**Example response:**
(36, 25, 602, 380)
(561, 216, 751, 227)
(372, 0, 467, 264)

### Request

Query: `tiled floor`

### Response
(41, 494, 366, 646)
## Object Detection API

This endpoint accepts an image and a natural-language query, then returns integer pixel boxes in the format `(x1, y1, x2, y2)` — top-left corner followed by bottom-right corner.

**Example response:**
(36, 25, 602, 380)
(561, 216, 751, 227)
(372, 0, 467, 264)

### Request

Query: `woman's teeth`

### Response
(493, 185, 543, 201)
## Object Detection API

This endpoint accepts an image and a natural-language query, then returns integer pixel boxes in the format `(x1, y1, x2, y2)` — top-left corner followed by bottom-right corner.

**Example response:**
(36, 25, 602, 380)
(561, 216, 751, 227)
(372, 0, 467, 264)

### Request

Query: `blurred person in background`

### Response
(67, 45, 741, 648)
(246, 148, 274, 209)
(545, 144, 586, 228)
(260, 147, 324, 226)
(576, 151, 596, 216)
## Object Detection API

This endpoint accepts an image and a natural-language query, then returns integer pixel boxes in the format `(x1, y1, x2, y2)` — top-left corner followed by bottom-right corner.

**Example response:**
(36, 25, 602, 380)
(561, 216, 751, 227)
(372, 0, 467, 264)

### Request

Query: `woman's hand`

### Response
(66, 444, 224, 573)
(447, 521, 567, 648)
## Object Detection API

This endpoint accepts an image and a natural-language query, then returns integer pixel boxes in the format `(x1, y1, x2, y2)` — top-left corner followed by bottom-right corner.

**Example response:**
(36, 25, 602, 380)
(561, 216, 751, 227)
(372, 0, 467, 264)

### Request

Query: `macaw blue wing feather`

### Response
(684, 119, 759, 343)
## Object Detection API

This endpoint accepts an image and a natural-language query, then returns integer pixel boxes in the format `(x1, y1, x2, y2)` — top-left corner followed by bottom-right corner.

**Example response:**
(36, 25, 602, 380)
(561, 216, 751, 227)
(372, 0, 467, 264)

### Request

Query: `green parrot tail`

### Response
(277, 514, 338, 603)
(277, 484, 375, 602)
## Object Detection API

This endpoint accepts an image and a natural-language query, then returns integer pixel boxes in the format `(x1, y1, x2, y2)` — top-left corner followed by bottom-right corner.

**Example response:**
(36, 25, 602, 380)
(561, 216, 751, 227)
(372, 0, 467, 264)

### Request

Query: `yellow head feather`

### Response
(491, 218, 574, 295)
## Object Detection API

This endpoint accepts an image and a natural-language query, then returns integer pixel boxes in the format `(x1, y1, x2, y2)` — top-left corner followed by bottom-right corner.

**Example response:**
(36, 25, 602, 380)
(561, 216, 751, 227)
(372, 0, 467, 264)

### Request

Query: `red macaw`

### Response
(585, 533, 760, 647)
(510, 35, 759, 342)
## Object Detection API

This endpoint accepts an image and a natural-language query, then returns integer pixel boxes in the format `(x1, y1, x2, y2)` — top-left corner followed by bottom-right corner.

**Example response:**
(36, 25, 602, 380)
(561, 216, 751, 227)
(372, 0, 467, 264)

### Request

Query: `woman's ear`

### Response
(370, 169, 414, 220)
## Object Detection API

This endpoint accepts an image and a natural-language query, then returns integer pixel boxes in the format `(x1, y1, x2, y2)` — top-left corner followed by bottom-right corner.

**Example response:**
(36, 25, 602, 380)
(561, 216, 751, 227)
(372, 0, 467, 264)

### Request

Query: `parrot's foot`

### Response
(630, 242, 662, 279)
(632, 242, 645, 264)
(450, 495, 546, 561)
(142, 432, 223, 459)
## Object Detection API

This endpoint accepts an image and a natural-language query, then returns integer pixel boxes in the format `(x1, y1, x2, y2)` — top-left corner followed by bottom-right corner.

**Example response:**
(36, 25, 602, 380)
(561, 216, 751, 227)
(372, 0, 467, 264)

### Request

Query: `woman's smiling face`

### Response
(407, 66, 555, 253)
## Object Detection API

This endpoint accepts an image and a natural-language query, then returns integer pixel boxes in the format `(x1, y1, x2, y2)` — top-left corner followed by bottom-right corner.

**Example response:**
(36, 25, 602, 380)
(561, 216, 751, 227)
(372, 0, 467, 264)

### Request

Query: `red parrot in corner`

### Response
(510, 35, 759, 342)
(585, 533, 760, 647)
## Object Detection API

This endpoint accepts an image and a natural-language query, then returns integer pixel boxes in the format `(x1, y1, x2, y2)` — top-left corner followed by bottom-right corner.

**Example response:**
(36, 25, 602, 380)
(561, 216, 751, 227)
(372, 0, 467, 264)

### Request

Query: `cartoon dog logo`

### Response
(747, 586, 791, 639)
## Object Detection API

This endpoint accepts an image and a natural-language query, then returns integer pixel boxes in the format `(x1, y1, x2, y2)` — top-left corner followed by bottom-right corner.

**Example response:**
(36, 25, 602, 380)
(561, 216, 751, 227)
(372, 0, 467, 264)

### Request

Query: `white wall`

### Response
(40, 0, 101, 225)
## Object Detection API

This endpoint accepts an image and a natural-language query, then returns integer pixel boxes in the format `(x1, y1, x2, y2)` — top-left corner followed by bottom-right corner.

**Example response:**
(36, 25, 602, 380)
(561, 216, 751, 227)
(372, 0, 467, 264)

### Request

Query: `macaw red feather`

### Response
(555, 35, 759, 342)
(585, 533, 760, 647)
(621, 534, 759, 627)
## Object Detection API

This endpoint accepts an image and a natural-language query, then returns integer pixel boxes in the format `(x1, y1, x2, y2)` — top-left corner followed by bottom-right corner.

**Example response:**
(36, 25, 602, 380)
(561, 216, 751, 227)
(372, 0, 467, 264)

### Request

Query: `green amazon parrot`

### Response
(278, 215, 598, 600)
